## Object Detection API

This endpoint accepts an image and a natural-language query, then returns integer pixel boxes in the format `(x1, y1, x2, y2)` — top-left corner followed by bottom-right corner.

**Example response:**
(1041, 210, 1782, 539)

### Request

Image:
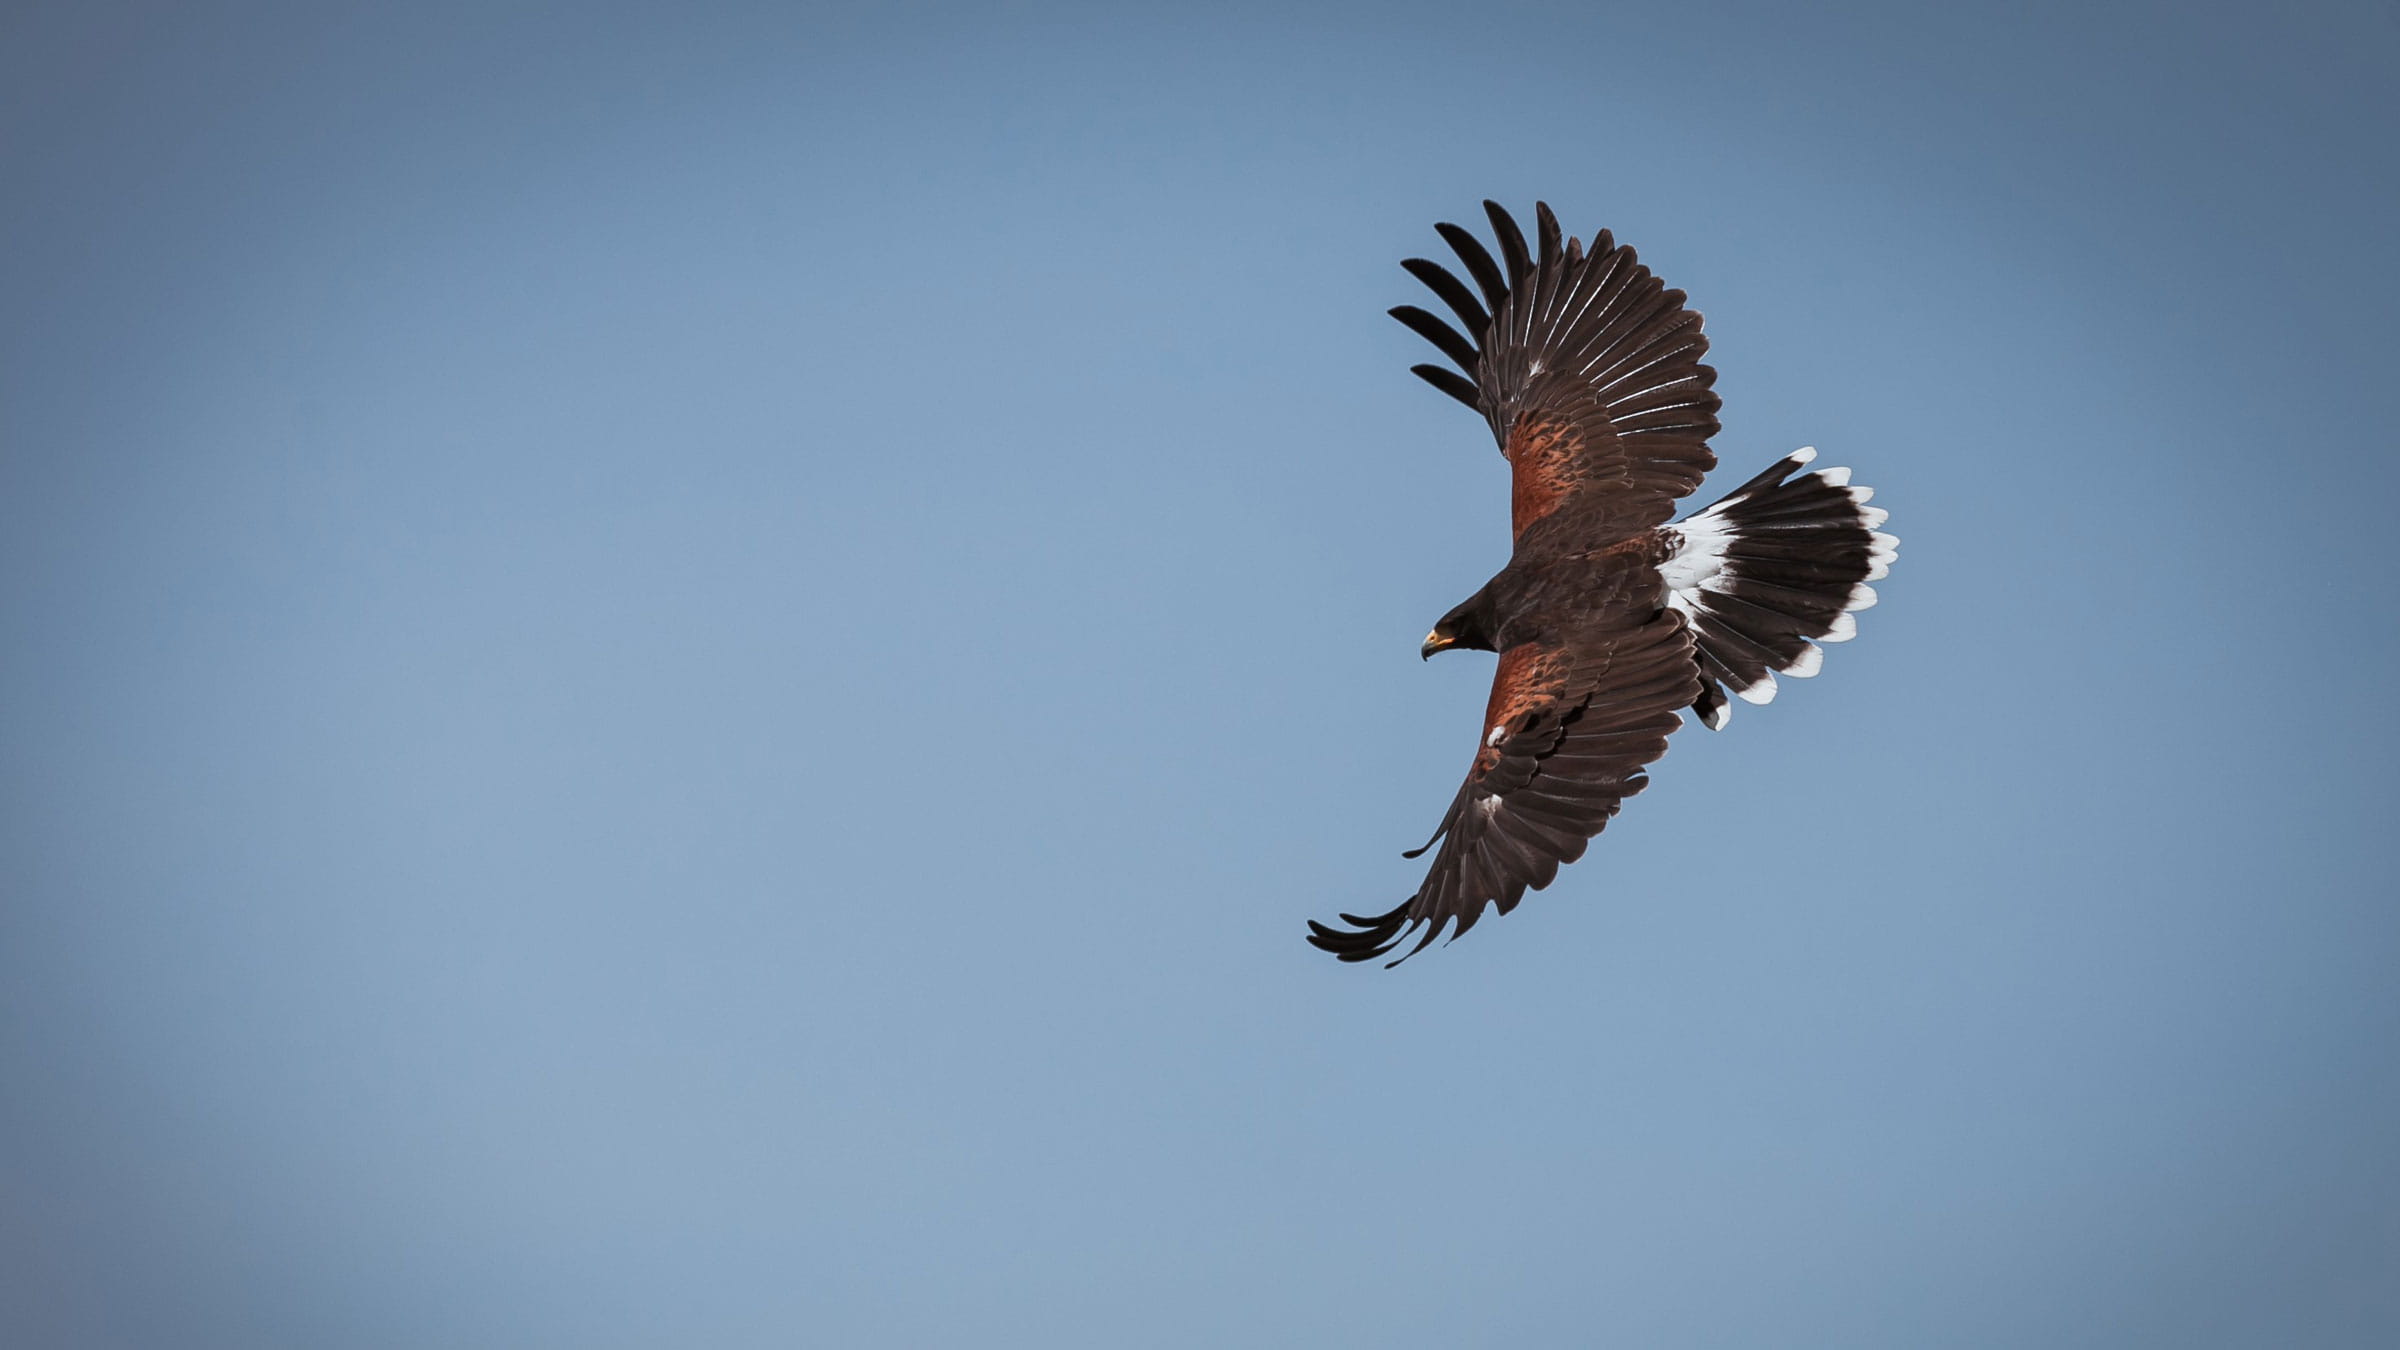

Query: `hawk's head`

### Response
(1422, 589, 1500, 659)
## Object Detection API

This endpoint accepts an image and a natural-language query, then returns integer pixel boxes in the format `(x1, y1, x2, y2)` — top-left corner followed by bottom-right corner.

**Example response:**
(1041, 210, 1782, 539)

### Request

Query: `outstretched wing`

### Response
(1390, 201, 1721, 550)
(1308, 609, 1701, 965)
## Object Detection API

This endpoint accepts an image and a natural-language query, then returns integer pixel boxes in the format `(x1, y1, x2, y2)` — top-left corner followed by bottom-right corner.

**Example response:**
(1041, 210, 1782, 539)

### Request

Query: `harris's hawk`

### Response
(1307, 202, 1899, 966)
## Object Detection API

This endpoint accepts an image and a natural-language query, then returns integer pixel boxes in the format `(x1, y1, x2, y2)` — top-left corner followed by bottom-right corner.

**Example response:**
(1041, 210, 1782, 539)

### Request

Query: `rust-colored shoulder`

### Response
(1476, 641, 1570, 775)
(1504, 412, 1598, 540)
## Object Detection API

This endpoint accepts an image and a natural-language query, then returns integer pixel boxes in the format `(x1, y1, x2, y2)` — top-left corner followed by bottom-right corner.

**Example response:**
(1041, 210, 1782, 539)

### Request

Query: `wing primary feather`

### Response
(1520, 237, 1564, 355)
(1410, 364, 1481, 408)
(1435, 222, 1508, 315)
(1390, 915, 1447, 967)
(1402, 257, 1490, 338)
(1484, 200, 1531, 287)
(1400, 811, 1451, 860)
(1388, 305, 1479, 371)
(1528, 203, 1566, 342)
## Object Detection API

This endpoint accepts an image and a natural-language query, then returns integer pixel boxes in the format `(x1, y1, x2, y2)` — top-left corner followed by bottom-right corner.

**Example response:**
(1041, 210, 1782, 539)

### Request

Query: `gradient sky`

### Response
(5, 2, 2397, 1346)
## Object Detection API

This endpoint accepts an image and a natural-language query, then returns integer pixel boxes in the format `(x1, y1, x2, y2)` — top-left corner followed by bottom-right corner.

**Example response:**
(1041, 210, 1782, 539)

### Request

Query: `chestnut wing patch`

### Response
(1308, 610, 1701, 965)
(1504, 414, 1583, 541)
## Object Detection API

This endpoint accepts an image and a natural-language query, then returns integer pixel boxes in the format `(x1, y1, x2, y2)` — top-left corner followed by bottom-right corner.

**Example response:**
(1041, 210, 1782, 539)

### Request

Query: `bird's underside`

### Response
(1307, 201, 1898, 966)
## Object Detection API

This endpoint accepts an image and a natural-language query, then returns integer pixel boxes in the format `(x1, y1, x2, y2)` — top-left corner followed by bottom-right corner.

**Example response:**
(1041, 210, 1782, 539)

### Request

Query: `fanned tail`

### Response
(1661, 448, 1898, 729)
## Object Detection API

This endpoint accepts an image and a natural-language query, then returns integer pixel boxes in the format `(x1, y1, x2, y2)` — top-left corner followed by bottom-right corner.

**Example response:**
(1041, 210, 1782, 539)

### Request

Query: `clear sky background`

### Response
(4, 2, 2396, 1345)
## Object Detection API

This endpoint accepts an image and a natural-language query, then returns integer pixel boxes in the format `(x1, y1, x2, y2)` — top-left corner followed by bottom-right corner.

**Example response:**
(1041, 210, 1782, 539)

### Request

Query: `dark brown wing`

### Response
(1307, 608, 1701, 965)
(1391, 201, 1721, 550)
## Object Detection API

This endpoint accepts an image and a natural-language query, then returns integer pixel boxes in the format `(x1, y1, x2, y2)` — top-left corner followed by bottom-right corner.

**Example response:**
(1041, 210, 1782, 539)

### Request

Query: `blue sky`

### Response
(4, 2, 2397, 1345)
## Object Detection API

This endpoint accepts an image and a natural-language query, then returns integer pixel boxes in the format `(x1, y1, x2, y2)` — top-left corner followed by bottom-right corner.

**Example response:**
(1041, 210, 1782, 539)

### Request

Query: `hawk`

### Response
(1307, 202, 1898, 965)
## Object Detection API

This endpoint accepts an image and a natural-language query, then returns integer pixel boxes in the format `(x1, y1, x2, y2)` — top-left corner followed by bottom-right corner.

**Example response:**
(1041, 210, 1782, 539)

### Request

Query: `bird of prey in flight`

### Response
(1307, 202, 1898, 965)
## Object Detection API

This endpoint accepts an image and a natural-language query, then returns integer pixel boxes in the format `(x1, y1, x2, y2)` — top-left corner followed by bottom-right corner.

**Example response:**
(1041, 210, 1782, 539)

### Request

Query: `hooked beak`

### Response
(1421, 629, 1454, 660)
